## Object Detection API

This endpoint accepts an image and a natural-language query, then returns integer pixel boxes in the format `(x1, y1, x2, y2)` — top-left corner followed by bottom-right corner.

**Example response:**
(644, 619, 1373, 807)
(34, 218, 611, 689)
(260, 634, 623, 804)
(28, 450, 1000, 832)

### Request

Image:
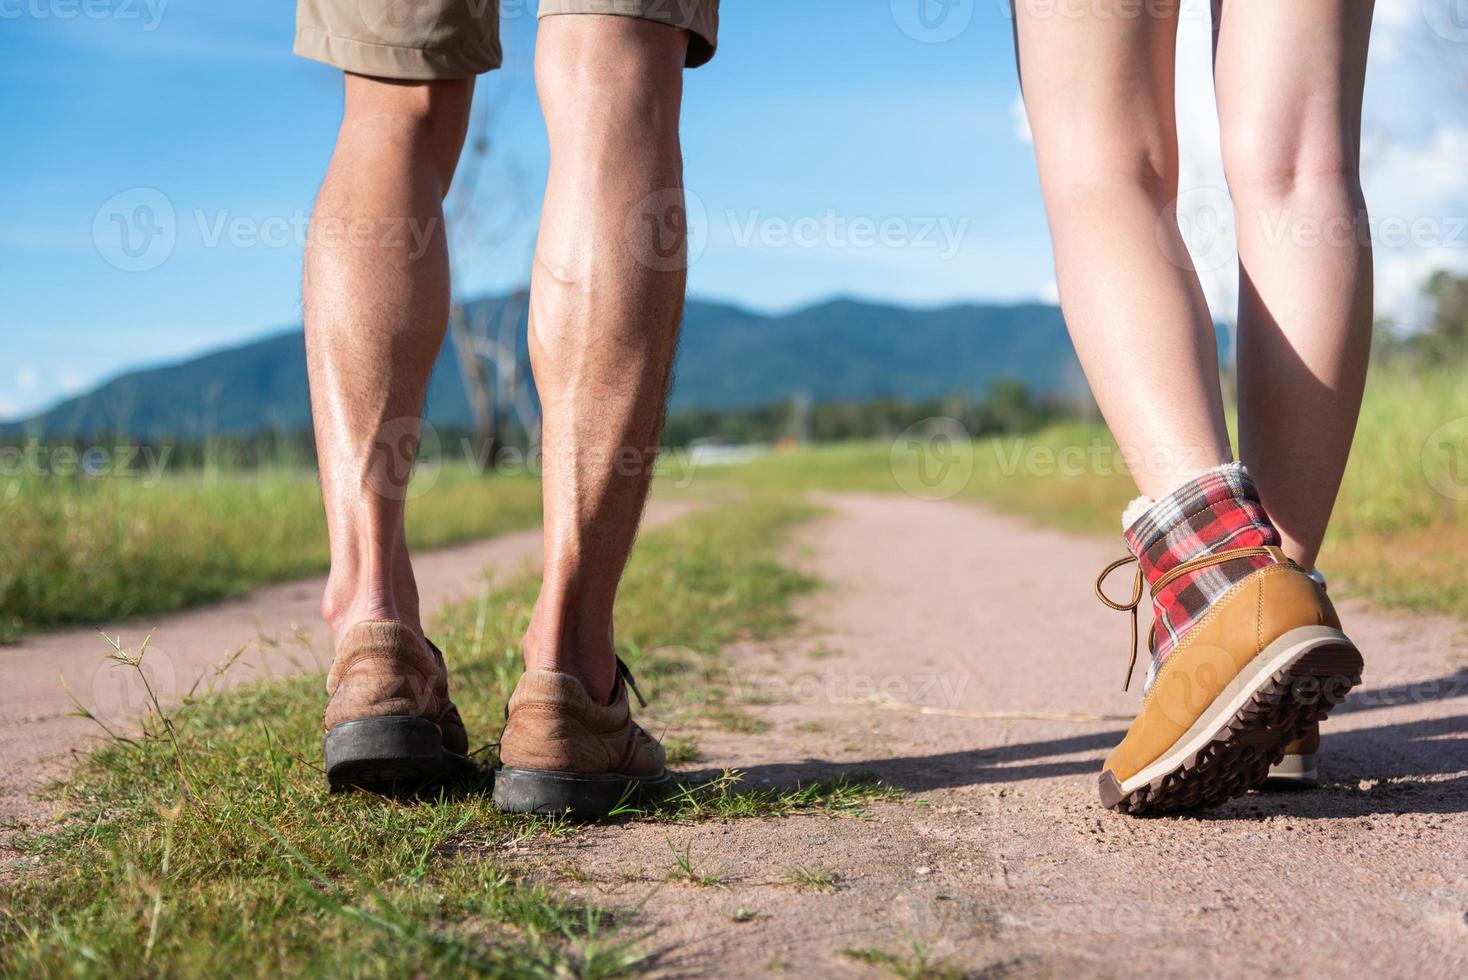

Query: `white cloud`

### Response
(1174, 4, 1238, 326)
(1372, 0, 1424, 62)
(1010, 93, 1032, 144)
(1363, 123, 1468, 323)
(15, 367, 38, 393)
(1377, 247, 1468, 333)
(1364, 124, 1468, 220)
(58, 369, 87, 396)
(1001, 0, 1463, 322)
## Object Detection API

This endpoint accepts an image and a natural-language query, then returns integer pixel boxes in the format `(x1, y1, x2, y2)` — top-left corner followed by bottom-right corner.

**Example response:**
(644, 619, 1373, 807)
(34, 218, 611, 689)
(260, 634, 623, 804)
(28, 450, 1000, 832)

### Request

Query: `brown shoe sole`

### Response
(1100, 627, 1361, 815)
(324, 716, 472, 793)
(492, 765, 672, 818)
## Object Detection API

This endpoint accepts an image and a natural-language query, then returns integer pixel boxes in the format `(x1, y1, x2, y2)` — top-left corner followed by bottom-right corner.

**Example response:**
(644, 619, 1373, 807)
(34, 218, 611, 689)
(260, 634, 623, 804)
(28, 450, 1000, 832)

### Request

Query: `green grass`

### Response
(0, 468, 544, 643)
(1, 498, 901, 977)
(719, 365, 1468, 616)
(664, 839, 724, 888)
(781, 864, 838, 891)
(842, 940, 961, 980)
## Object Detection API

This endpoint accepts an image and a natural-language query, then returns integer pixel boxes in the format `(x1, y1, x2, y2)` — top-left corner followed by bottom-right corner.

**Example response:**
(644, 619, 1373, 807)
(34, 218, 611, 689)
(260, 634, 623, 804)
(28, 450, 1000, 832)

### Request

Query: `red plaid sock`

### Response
(1123, 463, 1281, 675)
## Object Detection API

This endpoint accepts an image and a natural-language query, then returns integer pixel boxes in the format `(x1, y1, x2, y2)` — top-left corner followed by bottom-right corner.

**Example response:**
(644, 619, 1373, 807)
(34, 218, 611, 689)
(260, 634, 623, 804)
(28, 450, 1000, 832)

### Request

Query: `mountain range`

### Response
(4, 294, 1103, 439)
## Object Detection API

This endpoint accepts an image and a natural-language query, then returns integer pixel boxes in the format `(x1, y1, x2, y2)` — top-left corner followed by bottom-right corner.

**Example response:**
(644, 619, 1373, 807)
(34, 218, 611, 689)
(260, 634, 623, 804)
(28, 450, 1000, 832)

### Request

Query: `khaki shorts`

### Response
(295, 0, 719, 80)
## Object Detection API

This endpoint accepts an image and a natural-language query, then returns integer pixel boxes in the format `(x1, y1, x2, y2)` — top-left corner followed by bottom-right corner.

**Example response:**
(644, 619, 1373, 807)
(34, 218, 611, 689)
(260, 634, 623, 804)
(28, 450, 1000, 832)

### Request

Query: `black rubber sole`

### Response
(492, 765, 672, 818)
(1100, 643, 1362, 815)
(324, 716, 469, 793)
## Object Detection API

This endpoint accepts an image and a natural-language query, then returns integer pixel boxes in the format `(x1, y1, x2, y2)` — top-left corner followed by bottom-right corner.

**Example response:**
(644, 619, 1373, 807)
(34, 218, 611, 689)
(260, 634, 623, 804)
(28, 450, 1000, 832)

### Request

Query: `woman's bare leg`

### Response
(1013, 0, 1232, 498)
(1216, 0, 1375, 569)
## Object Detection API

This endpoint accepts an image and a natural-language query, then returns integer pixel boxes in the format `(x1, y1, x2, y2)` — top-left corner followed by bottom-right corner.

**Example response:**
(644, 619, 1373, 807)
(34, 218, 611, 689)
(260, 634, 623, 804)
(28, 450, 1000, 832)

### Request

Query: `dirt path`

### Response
(6, 492, 1465, 975)
(0, 500, 698, 840)
(513, 494, 1468, 977)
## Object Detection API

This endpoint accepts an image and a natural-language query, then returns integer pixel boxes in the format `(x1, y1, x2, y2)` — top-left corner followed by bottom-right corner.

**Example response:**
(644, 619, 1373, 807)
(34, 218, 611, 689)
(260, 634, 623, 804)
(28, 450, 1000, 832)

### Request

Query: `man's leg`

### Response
(305, 75, 476, 789)
(492, 15, 691, 817)
(306, 76, 472, 645)
(523, 16, 690, 702)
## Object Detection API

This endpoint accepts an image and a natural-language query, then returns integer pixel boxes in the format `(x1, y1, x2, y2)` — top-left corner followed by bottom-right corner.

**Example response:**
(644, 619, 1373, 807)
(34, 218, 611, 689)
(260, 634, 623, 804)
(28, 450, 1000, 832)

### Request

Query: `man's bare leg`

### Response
(305, 76, 472, 646)
(523, 16, 690, 702)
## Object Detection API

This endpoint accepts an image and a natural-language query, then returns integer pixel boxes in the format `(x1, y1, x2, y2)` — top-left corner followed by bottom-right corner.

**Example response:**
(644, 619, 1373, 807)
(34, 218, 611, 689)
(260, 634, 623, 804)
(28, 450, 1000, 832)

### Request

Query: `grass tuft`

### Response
(783, 864, 839, 891)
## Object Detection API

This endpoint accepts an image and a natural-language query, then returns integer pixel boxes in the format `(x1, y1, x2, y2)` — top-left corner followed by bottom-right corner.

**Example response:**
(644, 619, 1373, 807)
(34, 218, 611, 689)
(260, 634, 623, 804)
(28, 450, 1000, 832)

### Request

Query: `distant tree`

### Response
(983, 377, 1036, 434)
(1419, 269, 1468, 361)
(444, 83, 539, 463)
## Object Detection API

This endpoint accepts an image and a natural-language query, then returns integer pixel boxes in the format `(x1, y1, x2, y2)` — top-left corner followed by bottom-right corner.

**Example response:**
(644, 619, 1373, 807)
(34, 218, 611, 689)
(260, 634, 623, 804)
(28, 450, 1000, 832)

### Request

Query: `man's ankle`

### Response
(322, 577, 419, 649)
(521, 627, 617, 704)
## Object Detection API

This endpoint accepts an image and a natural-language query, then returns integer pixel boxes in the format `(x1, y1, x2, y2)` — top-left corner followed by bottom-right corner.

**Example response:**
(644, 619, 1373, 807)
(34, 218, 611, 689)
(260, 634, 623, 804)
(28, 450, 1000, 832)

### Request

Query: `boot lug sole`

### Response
(1101, 626, 1360, 814)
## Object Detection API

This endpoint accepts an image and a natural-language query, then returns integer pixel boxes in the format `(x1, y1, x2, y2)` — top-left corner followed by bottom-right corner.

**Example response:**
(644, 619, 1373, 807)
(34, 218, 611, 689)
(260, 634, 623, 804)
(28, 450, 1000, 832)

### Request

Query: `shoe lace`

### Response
(1095, 546, 1287, 692)
(616, 656, 648, 709)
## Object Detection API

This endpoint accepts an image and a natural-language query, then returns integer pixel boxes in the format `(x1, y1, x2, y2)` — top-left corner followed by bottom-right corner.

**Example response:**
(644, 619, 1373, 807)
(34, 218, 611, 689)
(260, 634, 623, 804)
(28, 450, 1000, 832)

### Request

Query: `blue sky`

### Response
(2, 0, 1465, 420)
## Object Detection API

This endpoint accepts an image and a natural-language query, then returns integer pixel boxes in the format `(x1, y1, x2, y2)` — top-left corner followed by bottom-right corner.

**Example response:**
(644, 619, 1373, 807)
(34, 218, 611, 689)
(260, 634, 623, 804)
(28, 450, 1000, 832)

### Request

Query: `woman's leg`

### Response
(1216, 0, 1375, 569)
(1013, 0, 1232, 498)
(1016, 1, 1364, 815)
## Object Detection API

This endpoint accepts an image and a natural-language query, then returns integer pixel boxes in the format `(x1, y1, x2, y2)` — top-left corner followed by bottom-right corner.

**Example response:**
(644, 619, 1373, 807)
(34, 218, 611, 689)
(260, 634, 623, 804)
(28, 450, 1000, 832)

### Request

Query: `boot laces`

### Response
(1095, 546, 1286, 691)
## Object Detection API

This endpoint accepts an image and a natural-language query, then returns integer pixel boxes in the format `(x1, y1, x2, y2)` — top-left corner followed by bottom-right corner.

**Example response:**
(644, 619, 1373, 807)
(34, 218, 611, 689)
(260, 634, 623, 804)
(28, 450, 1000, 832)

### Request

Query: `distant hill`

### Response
(3, 294, 1106, 440)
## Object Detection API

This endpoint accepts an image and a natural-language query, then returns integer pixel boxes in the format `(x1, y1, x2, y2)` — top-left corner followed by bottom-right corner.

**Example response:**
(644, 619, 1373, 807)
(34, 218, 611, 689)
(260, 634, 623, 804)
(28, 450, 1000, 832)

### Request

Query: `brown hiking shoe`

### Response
(1097, 466, 1361, 814)
(492, 658, 670, 817)
(322, 620, 470, 792)
(1097, 555, 1360, 813)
